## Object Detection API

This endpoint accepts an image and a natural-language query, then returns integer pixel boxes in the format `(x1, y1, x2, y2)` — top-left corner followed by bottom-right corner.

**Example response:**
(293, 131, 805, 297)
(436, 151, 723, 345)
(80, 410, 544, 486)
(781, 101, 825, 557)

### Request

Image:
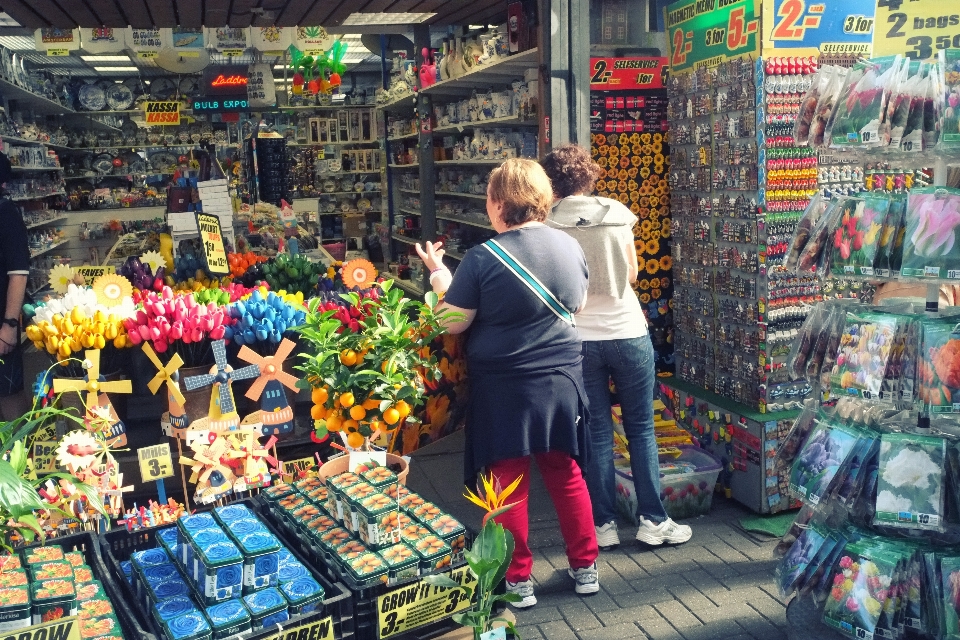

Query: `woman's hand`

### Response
(415, 241, 446, 271)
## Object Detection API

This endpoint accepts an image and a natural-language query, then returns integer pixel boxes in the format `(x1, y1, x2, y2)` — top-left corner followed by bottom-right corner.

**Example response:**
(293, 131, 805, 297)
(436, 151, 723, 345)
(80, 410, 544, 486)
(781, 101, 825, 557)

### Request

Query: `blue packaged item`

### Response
(149, 575, 191, 603)
(153, 595, 197, 626)
(277, 549, 295, 568)
(205, 599, 252, 639)
(157, 526, 179, 557)
(278, 561, 311, 585)
(136, 561, 178, 608)
(190, 529, 231, 584)
(161, 609, 212, 640)
(280, 577, 325, 616)
(177, 513, 217, 565)
(194, 539, 243, 605)
(130, 548, 170, 600)
(226, 519, 268, 540)
(120, 560, 133, 587)
(212, 504, 253, 526)
(233, 531, 281, 594)
(243, 587, 288, 630)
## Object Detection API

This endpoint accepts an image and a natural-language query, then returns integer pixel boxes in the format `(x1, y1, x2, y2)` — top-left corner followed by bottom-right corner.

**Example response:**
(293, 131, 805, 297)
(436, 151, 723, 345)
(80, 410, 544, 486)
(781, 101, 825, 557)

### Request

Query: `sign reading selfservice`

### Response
(872, 0, 960, 59)
(762, 0, 876, 56)
(589, 57, 668, 90)
(665, 0, 761, 73)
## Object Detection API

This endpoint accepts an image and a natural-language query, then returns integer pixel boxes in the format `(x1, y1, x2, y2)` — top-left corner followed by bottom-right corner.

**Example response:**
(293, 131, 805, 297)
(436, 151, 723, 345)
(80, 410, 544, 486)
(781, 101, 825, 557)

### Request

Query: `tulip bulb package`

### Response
(830, 312, 900, 400)
(874, 433, 946, 532)
(942, 555, 960, 640)
(788, 420, 860, 506)
(917, 318, 960, 413)
(901, 187, 960, 280)
(822, 542, 901, 640)
(827, 56, 899, 149)
(941, 50, 960, 150)
(831, 195, 888, 278)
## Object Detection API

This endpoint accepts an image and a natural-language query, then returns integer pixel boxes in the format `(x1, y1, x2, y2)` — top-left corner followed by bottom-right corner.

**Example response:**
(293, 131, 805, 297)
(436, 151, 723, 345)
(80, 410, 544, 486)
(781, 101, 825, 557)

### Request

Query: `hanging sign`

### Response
(250, 26, 292, 53)
(204, 66, 249, 96)
(128, 28, 166, 58)
(589, 57, 667, 90)
(872, 0, 960, 59)
(192, 98, 250, 113)
(46, 49, 70, 56)
(762, 0, 876, 56)
(377, 566, 476, 638)
(172, 27, 204, 52)
(32, 440, 59, 474)
(35, 28, 80, 53)
(247, 63, 276, 108)
(206, 27, 249, 51)
(664, 0, 761, 73)
(74, 266, 109, 284)
(81, 26, 125, 54)
(144, 102, 181, 126)
(11, 617, 80, 640)
(295, 26, 336, 56)
(196, 213, 230, 275)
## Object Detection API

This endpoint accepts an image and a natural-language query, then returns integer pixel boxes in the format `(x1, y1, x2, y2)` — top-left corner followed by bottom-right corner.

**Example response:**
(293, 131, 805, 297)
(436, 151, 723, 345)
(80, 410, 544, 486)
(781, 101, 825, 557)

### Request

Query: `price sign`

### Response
(872, 0, 960, 58)
(589, 57, 667, 90)
(13, 617, 80, 640)
(138, 443, 174, 481)
(377, 566, 477, 638)
(32, 440, 59, 474)
(137, 51, 159, 59)
(195, 213, 230, 275)
(260, 616, 334, 640)
(74, 266, 109, 285)
(222, 49, 244, 57)
(46, 48, 70, 56)
(665, 0, 761, 73)
(144, 102, 181, 126)
(762, 0, 876, 56)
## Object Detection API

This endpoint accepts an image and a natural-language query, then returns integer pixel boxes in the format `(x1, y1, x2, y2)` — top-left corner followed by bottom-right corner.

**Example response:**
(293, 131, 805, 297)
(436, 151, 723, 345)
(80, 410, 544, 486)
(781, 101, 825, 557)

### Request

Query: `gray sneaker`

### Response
(567, 562, 600, 595)
(505, 579, 537, 608)
(635, 516, 692, 545)
(595, 521, 620, 550)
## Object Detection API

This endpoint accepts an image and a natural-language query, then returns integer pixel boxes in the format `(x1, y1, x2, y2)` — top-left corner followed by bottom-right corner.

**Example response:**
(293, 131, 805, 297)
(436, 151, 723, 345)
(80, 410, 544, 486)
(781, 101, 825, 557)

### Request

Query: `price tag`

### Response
(46, 48, 70, 56)
(178, 51, 201, 57)
(260, 616, 334, 640)
(74, 266, 109, 285)
(378, 566, 476, 638)
(195, 213, 230, 275)
(137, 51, 159, 59)
(762, 0, 875, 56)
(665, 0, 760, 73)
(872, 0, 960, 59)
(138, 443, 174, 481)
(304, 49, 324, 56)
(32, 440, 59, 474)
(222, 49, 244, 57)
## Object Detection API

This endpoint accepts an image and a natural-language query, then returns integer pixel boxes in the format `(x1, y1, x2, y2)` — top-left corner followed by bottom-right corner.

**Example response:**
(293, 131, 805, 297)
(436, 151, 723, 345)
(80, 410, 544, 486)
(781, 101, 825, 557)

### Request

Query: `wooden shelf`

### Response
(433, 115, 538, 133)
(436, 191, 486, 200)
(436, 159, 503, 166)
(25, 215, 67, 230)
(391, 233, 421, 246)
(420, 49, 539, 97)
(29, 239, 69, 259)
(377, 93, 416, 111)
(387, 131, 419, 142)
(388, 163, 419, 169)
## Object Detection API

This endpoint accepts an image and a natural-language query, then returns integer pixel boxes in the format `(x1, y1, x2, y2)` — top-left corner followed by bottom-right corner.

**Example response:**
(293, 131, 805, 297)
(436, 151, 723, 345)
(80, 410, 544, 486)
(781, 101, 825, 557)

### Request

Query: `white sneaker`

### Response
(567, 562, 600, 595)
(505, 579, 537, 608)
(635, 516, 692, 545)
(595, 522, 620, 550)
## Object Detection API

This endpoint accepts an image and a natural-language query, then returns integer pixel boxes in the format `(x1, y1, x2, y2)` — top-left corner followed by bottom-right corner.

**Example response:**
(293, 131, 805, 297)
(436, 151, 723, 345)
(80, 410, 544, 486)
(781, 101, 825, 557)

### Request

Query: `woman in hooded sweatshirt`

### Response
(542, 144, 692, 549)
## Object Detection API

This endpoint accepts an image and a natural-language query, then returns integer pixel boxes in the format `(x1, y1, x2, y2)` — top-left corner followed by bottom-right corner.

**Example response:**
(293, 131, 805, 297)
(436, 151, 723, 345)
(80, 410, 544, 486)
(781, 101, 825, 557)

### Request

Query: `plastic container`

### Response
(161, 610, 212, 640)
(426, 514, 467, 564)
(280, 577, 325, 616)
(233, 530, 281, 594)
(30, 578, 76, 625)
(243, 587, 288, 630)
(0, 585, 30, 631)
(614, 445, 722, 523)
(356, 494, 401, 549)
(193, 538, 243, 605)
(378, 543, 420, 585)
(205, 599, 252, 639)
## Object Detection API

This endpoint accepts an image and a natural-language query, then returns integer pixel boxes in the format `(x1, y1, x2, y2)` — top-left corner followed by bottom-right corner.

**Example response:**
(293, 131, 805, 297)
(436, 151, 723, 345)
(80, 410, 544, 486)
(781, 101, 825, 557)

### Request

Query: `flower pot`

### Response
(317, 453, 409, 484)
(429, 609, 516, 640)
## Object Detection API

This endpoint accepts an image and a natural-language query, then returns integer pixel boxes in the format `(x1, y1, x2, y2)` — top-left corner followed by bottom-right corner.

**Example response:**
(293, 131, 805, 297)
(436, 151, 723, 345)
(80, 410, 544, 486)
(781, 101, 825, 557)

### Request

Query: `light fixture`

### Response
(93, 66, 138, 72)
(341, 12, 435, 25)
(82, 55, 130, 62)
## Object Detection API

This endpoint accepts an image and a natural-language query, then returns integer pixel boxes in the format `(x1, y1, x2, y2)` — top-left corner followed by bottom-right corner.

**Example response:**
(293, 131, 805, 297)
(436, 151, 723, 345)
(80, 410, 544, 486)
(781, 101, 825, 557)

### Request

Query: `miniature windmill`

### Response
(226, 431, 280, 489)
(142, 343, 189, 438)
(237, 338, 299, 436)
(53, 349, 132, 447)
(179, 434, 237, 502)
(183, 340, 260, 433)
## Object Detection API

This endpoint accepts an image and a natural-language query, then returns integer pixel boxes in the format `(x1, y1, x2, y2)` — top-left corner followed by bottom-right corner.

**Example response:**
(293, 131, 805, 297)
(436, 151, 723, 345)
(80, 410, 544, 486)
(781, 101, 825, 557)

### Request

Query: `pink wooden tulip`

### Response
(127, 330, 142, 345)
(139, 325, 151, 340)
(154, 339, 167, 353)
(210, 325, 225, 340)
(169, 322, 183, 340)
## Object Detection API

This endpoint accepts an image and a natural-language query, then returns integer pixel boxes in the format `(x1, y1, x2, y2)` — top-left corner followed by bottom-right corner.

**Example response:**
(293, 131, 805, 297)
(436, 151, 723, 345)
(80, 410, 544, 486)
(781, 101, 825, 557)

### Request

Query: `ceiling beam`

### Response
(227, 0, 256, 27)
(204, 0, 231, 28)
(149, 1, 177, 27)
(174, 0, 202, 27)
(122, 0, 156, 28)
(21, 0, 76, 28)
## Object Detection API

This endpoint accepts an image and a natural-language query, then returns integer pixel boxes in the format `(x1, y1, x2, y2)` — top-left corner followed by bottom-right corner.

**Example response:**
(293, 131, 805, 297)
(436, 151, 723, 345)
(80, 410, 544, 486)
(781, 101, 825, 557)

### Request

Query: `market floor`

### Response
(407, 430, 793, 640)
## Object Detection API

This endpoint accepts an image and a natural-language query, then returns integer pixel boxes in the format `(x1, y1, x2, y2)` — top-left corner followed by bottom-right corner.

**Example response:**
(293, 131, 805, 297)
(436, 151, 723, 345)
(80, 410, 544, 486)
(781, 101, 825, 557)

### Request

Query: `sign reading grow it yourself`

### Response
(762, 0, 876, 56)
(665, 0, 760, 73)
(872, 0, 960, 59)
(144, 101, 180, 125)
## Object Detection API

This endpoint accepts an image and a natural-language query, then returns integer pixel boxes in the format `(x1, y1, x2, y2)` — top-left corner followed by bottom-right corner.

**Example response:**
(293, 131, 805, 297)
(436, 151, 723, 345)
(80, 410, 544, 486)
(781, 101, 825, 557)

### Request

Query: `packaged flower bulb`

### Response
(794, 67, 828, 146)
(925, 58, 942, 151)
(788, 418, 861, 505)
(878, 57, 914, 149)
(874, 192, 907, 277)
(786, 307, 826, 380)
(783, 194, 830, 272)
(822, 541, 901, 640)
(810, 66, 849, 148)
(939, 50, 960, 151)
(940, 554, 960, 639)
(775, 521, 832, 597)
(831, 194, 889, 278)
(826, 56, 900, 149)
(901, 187, 960, 279)
(799, 529, 846, 599)
(796, 197, 848, 277)
(830, 311, 901, 400)
(899, 62, 935, 154)
(874, 433, 946, 532)
(916, 318, 960, 414)
(776, 400, 818, 470)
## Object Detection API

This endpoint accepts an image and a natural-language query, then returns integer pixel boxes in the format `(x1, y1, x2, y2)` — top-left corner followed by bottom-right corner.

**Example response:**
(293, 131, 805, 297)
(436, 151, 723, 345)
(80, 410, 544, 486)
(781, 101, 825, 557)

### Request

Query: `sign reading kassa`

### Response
(144, 101, 180, 125)
(872, 0, 960, 59)
(665, 0, 760, 72)
(762, 0, 876, 56)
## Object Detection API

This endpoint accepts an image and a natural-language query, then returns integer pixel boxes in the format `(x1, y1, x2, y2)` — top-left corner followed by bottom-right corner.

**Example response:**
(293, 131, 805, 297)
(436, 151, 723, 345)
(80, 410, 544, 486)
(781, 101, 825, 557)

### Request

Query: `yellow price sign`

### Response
(222, 49, 244, 57)
(138, 443, 174, 481)
(46, 48, 70, 56)
(15, 617, 80, 640)
(281, 456, 316, 482)
(137, 51, 159, 59)
(873, 0, 960, 58)
(377, 566, 476, 638)
(32, 440, 59, 474)
(74, 266, 109, 285)
(196, 213, 230, 275)
(260, 616, 334, 640)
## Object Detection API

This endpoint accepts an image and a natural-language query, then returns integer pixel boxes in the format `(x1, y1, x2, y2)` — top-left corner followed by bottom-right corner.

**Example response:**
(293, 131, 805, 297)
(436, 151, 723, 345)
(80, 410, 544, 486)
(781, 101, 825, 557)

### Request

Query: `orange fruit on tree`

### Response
(339, 392, 355, 408)
(368, 419, 382, 433)
(395, 400, 411, 420)
(383, 407, 401, 425)
(346, 432, 365, 449)
(310, 404, 327, 420)
(349, 405, 367, 421)
(326, 414, 344, 432)
(362, 397, 380, 410)
(339, 349, 358, 366)
(343, 419, 359, 432)
(311, 387, 329, 404)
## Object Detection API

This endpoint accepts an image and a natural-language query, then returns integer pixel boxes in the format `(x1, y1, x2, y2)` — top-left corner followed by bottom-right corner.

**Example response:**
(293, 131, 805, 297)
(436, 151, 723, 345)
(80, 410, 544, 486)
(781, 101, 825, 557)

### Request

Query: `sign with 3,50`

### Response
(762, 0, 876, 56)
(665, 0, 761, 73)
(873, 0, 960, 59)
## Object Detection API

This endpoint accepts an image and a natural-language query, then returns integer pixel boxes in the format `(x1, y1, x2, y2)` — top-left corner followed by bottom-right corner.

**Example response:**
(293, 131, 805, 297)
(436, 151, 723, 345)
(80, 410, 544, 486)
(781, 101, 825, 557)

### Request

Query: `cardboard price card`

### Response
(665, 0, 761, 72)
(762, 0, 876, 56)
(872, 0, 960, 58)
(144, 101, 181, 126)
(13, 616, 81, 640)
(589, 57, 668, 90)
(195, 213, 230, 275)
(377, 566, 477, 638)
(138, 443, 174, 481)
(260, 616, 334, 640)
(32, 440, 59, 474)
(74, 266, 109, 285)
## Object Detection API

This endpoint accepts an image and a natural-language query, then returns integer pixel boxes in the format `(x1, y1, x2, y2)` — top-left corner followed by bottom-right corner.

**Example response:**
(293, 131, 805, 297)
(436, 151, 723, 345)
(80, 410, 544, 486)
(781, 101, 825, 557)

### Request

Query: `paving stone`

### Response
(537, 620, 579, 640)
(720, 567, 780, 591)
(603, 552, 650, 583)
(598, 559, 636, 595)
(514, 624, 545, 640)
(653, 601, 702, 634)
(679, 569, 730, 598)
(540, 546, 571, 571)
(665, 583, 721, 620)
(702, 540, 752, 564)
(739, 608, 789, 639)
(697, 559, 743, 583)
(576, 622, 649, 640)
(595, 604, 663, 627)
(742, 587, 788, 624)
(559, 601, 603, 631)
(583, 590, 622, 613)
(510, 605, 564, 626)
(637, 613, 684, 640)
(613, 587, 678, 609)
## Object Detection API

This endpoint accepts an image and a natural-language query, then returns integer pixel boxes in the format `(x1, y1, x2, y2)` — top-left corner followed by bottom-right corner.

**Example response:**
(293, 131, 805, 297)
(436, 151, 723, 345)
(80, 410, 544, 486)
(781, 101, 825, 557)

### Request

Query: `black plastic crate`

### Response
(16, 530, 156, 640)
(98, 499, 355, 640)
(257, 496, 477, 640)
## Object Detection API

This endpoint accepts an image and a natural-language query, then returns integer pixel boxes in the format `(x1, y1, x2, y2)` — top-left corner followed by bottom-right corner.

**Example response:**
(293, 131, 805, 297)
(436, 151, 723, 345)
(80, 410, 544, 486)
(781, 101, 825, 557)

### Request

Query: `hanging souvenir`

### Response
(80, 27, 125, 54)
(250, 26, 292, 53)
(206, 27, 249, 53)
(34, 28, 81, 54)
(247, 63, 276, 108)
(127, 28, 169, 59)
(295, 26, 335, 56)
(172, 27, 205, 51)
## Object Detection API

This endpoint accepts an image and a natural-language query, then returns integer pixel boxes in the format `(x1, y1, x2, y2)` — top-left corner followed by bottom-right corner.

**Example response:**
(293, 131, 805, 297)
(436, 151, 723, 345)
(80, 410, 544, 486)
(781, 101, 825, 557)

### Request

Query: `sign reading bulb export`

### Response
(665, 0, 761, 73)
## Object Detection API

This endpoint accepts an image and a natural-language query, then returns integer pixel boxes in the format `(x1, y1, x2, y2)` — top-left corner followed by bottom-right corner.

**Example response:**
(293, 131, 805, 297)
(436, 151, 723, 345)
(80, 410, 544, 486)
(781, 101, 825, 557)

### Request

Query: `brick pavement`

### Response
(407, 431, 792, 640)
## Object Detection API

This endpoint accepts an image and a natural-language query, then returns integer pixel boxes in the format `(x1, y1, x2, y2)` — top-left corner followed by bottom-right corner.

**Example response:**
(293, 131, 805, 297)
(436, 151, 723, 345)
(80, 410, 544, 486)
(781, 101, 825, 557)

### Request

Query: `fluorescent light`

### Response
(342, 12, 435, 25)
(93, 66, 138, 72)
(0, 12, 21, 26)
(82, 55, 130, 62)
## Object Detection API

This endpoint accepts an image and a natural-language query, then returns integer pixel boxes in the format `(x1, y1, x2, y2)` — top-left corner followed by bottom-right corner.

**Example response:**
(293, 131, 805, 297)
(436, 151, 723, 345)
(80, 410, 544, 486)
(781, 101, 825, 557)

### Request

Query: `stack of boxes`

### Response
(262, 465, 466, 591)
(120, 504, 325, 640)
(0, 545, 123, 639)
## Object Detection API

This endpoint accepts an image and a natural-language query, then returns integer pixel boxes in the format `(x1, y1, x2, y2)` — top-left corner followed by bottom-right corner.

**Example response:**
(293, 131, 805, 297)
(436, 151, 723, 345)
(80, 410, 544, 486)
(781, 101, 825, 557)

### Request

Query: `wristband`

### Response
(430, 266, 448, 274)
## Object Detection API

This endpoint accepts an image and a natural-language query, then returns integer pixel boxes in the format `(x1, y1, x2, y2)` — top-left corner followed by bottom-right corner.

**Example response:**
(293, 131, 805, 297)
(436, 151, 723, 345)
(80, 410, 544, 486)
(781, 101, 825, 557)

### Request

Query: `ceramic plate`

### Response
(78, 84, 106, 111)
(150, 77, 177, 100)
(150, 151, 177, 172)
(96, 79, 115, 92)
(357, 198, 372, 212)
(93, 153, 114, 173)
(105, 84, 134, 110)
(178, 77, 200, 95)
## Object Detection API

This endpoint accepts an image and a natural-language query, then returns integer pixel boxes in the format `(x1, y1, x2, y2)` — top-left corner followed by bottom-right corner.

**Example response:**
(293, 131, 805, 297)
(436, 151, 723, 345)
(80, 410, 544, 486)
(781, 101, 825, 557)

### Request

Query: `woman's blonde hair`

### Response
(487, 158, 554, 227)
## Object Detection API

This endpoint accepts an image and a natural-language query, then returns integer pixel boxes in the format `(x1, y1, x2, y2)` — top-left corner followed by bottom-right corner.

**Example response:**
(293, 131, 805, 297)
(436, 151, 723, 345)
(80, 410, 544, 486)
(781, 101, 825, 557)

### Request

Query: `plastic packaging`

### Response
(939, 49, 960, 152)
(873, 433, 946, 532)
(788, 419, 861, 505)
(810, 66, 848, 148)
(831, 196, 889, 279)
(901, 187, 960, 280)
(784, 194, 830, 273)
(797, 197, 847, 276)
(794, 67, 827, 146)
(826, 56, 899, 150)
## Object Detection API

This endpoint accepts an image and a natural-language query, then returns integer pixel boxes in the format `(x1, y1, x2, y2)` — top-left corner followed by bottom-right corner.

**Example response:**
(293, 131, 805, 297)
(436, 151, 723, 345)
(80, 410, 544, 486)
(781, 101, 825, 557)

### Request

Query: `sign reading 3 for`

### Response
(762, 0, 876, 56)
(873, 0, 960, 58)
(665, 0, 760, 73)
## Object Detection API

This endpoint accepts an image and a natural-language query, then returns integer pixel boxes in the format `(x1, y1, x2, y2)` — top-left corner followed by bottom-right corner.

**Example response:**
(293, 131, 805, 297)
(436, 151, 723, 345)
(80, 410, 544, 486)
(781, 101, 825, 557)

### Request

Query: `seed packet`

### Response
(899, 62, 935, 154)
(940, 555, 960, 639)
(795, 67, 828, 145)
(799, 529, 843, 599)
(827, 56, 900, 150)
(834, 432, 880, 509)
(874, 433, 946, 532)
(812, 531, 852, 603)
(917, 318, 960, 413)
(776, 522, 831, 597)
(901, 187, 960, 280)
(810, 67, 849, 148)
(879, 57, 913, 149)
(777, 400, 819, 471)
(940, 50, 960, 151)
(787, 306, 825, 380)
(797, 197, 848, 276)
(831, 195, 889, 278)
(830, 312, 901, 399)
(784, 194, 830, 273)
(823, 542, 899, 639)
(775, 505, 816, 558)
(875, 193, 908, 277)
(924, 60, 942, 151)
(789, 419, 861, 505)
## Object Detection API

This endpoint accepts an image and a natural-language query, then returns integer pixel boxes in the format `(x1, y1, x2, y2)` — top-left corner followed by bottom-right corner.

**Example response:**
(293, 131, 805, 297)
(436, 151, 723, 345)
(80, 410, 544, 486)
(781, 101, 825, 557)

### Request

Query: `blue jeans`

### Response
(581, 335, 668, 526)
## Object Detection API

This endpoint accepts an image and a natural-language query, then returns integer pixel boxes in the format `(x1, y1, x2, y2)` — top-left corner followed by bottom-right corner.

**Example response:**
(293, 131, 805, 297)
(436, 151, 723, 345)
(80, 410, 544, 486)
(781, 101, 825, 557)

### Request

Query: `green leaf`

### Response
(16, 513, 44, 544)
(422, 574, 462, 589)
(425, 291, 439, 309)
(494, 592, 522, 603)
(0, 458, 45, 519)
(8, 441, 26, 476)
(40, 474, 106, 516)
(489, 528, 514, 592)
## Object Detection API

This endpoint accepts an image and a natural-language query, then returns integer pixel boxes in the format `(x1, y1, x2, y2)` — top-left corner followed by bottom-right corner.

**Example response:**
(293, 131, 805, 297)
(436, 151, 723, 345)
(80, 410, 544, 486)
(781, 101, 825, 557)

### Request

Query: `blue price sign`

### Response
(762, 0, 876, 56)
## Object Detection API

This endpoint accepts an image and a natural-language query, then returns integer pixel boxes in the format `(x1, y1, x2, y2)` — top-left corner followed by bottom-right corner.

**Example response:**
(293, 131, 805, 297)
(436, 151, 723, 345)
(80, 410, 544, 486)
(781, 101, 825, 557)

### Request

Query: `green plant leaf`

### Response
(16, 513, 44, 543)
(493, 593, 521, 603)
(489, 528, 514, 592)
(8, 440, 27, 476)
(422, 574, 462, 589)
(0, 458, 45, 519)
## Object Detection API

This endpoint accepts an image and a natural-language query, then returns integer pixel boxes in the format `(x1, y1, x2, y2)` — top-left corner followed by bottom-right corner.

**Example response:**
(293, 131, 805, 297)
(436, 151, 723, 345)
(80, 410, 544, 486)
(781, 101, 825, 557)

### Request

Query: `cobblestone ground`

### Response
(407, 432, 791, 640)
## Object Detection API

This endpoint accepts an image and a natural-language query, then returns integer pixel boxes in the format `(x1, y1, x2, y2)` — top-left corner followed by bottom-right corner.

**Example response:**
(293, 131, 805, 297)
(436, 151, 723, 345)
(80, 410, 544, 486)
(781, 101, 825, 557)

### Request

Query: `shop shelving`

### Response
(436, 191, 486, 200)
(377, 93, 416, 111)
(386, 131, 419, 142)
(387, 163, 419, 169)
(11, 165, 62, 171)
(418, 49, 539, 96)
(25, 214, 66, 229)
(11, 191, 66, 201)
(392, 278, 425, 296)
(435, 214, 492, 230)
(29, 239, 68, 258)
(435, 159, 503, 165)
(432, 115, 538, 133)
(390, 233, 420, 246)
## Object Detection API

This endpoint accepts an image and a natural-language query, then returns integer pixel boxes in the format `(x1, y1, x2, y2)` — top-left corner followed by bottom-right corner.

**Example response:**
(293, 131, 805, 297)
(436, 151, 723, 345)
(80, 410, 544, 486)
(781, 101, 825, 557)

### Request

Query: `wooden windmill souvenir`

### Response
(53, 349, 132, 447)
(142, 343, 189, 438)
(236, 338, 299, 436)
(183, 340, 260, 433)
(227, 431, 280, 490)
(179, 433, 237, 503)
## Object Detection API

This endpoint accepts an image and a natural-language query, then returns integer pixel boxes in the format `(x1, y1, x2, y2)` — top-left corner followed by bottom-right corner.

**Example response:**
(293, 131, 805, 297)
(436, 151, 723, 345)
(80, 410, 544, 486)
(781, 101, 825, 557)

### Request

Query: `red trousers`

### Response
(488, 450, 599, 583)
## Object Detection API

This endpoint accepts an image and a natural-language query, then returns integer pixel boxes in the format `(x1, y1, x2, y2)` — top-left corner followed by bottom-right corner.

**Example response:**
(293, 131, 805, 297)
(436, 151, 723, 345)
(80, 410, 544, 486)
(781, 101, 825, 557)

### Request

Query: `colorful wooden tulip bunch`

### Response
(223, 289, 307, 352)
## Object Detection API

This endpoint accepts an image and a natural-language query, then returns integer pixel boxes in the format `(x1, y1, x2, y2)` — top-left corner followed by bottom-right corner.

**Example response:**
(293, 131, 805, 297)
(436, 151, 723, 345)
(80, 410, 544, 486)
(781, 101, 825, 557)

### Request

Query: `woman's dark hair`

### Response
(541, 144, 601, 198)
(0, 152, 12, 186)
(487, 158, 553, 227)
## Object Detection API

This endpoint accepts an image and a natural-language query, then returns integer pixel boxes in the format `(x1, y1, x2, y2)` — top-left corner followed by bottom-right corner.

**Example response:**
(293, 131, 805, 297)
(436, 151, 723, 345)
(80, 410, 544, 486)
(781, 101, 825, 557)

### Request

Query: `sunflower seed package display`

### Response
(789, 419, 861, 505)
(874, 433, 946, 532)
(823, 542, 899, 640)
(901, 187, 960, 279)
(832, 195, 889, 278)
(827, 56, 900, 149)
(940, 50, 960, 151)
(830, 312, 901, 399)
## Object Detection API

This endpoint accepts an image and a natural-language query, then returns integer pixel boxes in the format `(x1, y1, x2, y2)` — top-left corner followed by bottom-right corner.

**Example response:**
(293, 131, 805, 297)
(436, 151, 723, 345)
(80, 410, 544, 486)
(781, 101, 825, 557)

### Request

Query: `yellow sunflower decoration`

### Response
(645, 239, 660, 254)
(645, 258, 660, 274)
(639, 279, 650, 289)
(48, 263, 75, 295)
(92, 273, 132, 307)
(659, 256, 672, 270)
(650, 278, 661, 289)
(639, 293, 651, 303)
(652, 288, 662, 299)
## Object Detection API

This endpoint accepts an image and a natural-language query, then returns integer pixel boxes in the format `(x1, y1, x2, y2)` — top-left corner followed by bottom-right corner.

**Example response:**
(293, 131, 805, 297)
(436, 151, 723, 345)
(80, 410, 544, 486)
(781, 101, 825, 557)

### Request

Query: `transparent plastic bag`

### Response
(777, 399, 819, 471)
(873, 432, 947, 532)
(794, 67, 827, 146)
(810, 66, 848, 148)
(938, 49, 960, 152)
(787, 306, 824, 379)
(797, 197, 847, 276)
(783, 193, 829, 272)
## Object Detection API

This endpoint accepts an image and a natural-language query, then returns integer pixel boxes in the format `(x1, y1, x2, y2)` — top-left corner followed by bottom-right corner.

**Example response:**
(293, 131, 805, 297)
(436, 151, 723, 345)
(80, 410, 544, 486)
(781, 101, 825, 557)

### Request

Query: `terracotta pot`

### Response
(317, 452, 409, 484)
